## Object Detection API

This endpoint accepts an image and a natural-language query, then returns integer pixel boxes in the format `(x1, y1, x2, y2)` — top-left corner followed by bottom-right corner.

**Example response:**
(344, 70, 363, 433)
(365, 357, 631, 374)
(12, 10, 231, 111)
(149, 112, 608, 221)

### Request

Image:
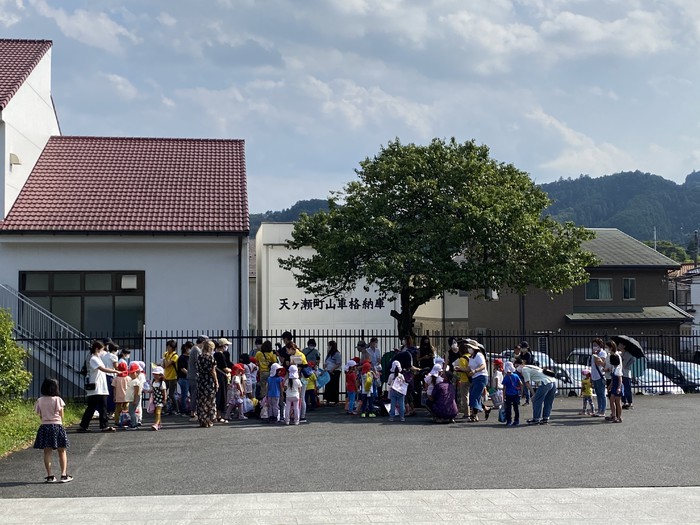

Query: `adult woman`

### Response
(515, 358, 557, 425)
(213, 338, 232, 421)
(428, 371, 458, 423)
(197, 341, 218, 427)
(256, 340, 278, 399)
(324, 340, 342, 406)
(619, 341, 636, 410)
(78, 340, 118, 433)
(417, 336, 435, 369)
(466, 339, 490, 422)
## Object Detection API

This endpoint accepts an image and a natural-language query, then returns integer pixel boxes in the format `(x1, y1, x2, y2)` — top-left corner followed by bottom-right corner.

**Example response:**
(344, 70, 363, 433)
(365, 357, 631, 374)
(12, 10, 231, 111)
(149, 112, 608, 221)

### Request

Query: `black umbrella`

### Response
(610, 335, 644, 358)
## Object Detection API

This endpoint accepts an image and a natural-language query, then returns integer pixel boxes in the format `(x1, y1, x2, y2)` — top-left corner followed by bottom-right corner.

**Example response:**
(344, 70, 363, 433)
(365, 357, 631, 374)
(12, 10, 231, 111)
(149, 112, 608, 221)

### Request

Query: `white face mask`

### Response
(592, 344, 600, 351)
(517, 365, 524, 373)
(451, 343, 458, 350)
(309, 345, 316, 349)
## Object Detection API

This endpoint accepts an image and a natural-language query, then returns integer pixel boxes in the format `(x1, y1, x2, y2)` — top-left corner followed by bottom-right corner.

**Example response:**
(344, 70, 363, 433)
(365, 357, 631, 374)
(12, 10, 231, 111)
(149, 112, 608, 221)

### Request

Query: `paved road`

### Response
(1, 395, 699, 499)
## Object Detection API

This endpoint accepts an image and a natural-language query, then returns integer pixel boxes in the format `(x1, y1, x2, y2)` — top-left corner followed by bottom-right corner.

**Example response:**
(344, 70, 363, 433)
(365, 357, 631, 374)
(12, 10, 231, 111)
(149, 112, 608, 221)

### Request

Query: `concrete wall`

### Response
(1, 49, 60, 218)
(256, 223, 397, 332)
(0, 235, 248, 333)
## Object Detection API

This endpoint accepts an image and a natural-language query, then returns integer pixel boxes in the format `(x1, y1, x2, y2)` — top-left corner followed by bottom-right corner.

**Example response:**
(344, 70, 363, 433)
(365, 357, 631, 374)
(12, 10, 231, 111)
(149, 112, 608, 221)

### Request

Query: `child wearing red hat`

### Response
(113, 362, 130, 428)
(224, 364, 247, 421)
(124, 363, 142, 430)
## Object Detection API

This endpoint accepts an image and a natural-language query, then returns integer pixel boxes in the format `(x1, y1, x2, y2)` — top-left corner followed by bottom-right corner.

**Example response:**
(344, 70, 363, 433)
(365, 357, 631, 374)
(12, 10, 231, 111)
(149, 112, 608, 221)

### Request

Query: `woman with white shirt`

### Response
(515, 358, 557, 425)
(78, 340, 119, 433)
(465, 340, 491, 422)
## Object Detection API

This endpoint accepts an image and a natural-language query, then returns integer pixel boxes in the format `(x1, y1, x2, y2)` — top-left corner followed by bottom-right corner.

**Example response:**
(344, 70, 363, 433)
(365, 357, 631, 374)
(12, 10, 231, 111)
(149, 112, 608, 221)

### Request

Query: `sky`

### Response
(2, 0, 699, 213)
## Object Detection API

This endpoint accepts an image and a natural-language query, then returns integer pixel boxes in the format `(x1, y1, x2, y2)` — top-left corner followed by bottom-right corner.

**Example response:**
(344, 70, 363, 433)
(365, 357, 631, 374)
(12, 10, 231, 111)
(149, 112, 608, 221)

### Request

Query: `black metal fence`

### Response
(17, 329, 700, 400)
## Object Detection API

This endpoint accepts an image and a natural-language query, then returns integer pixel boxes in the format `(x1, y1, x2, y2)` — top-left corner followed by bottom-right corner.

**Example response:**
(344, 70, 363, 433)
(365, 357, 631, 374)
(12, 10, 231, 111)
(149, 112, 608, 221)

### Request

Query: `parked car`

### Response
(500, 350, 556, 369)
(551, 365, 581, 397)
(643, 353, 700, 393)
(566, 348, 592, 366)
(676, 361, 700, 383)
(631, 368, 684, 395)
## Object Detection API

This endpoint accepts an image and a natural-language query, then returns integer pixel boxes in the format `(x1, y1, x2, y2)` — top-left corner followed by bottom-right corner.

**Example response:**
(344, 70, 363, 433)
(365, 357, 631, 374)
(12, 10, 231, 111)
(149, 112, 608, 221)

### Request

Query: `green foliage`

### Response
(280, 138, 596, 336)
(0, 400, 86, 457)
(0, 309, 32, 414)
(542, 171, 700, 243)
(642, 240, 689, 263)
(249, 199, 329, 238)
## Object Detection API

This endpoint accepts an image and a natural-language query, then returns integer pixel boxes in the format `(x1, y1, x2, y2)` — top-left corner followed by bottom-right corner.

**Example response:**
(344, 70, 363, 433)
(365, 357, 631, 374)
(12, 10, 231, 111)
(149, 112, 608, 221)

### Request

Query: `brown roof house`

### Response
(0, 40, 250, 342)
(464, 228, 691, 336)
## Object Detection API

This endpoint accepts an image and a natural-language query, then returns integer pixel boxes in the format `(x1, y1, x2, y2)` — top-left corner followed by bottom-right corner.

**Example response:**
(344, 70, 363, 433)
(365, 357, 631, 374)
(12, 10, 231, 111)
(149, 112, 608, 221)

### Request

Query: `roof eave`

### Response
(0, 229, 250, 237)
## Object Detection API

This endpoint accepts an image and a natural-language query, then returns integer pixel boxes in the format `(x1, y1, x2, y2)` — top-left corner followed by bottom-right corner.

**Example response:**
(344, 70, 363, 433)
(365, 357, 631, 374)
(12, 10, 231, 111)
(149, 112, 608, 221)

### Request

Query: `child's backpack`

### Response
(364, 372, 373, 393)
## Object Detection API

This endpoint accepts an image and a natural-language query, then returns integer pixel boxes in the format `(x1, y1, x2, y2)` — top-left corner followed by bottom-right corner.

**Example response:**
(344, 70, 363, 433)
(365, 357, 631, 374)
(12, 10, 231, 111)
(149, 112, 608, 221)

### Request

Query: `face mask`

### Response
(517, 366, 524, 373)
(592, 345, 600, 351)
(451, 343, 458, 350)
(309, 345, 316, 349)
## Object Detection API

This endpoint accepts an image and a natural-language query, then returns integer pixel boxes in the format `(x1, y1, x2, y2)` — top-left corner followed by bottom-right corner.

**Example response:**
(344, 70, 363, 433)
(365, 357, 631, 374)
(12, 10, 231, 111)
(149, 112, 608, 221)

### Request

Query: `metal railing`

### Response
(0, 284, 90, 398)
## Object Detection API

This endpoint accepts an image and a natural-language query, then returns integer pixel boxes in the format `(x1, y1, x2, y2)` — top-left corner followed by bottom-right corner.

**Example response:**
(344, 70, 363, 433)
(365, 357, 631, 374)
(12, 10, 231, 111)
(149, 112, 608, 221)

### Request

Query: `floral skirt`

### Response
(34, 424, 69, 449)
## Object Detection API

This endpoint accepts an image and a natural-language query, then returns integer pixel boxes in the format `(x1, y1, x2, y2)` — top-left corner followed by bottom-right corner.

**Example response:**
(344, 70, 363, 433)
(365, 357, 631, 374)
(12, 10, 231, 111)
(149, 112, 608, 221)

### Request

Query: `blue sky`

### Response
(2, 0, 699, 213)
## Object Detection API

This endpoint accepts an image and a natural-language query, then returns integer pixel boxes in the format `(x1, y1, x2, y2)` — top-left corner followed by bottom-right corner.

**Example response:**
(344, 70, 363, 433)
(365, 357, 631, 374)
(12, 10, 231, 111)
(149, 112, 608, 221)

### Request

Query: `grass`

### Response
(0, 399, 86, 457)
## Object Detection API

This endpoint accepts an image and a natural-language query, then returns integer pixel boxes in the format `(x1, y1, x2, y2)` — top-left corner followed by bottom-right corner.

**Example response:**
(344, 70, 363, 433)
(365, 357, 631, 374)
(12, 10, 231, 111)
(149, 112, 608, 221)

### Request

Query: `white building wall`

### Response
(0, 235, 247, 333)
(256, 222, 397, 332)
(0, 49, 60, 218)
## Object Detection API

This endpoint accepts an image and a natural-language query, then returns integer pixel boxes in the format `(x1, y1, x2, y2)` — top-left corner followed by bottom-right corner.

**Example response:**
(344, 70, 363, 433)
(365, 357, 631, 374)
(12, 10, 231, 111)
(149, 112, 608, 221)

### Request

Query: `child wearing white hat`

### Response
(284, 365, 303, 425)
(149, 366, 167, 431)
(266, 363, 284, 423)
(387, 361, 407, 422)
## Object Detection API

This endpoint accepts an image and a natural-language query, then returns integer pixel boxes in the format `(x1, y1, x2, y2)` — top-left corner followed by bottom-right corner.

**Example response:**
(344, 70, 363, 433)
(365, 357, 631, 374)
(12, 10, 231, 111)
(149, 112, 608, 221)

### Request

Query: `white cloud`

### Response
(161, 95, 175, 107)
(526, 106, 633, 175)
(29, 0, 139, 54)
(0, 0, 24, 27)
(588, 86, 619, 100)
(156, 12, 176, 27)
(104, 73, 138, 100)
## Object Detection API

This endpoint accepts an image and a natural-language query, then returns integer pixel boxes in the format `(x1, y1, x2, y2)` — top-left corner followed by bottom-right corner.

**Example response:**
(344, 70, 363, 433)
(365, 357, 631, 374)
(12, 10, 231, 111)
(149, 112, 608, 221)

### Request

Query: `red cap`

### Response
(361, 362, 372, 374)
(128, 363, 141, 374)
(233, 363, 245, 374)
(117, 361, 128, 377)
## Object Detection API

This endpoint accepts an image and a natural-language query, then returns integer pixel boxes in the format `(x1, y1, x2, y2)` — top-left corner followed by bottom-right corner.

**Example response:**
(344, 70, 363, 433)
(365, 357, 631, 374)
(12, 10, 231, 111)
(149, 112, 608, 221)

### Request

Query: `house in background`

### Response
(0, 136, 250, 339)
(466, 228, 691, 336)
(0, 39, 59, 220)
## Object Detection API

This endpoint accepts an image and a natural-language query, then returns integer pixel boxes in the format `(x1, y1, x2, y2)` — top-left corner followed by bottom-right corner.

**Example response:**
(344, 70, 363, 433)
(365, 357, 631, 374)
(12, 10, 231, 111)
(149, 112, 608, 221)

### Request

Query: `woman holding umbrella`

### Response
(610, 335, 644, 410)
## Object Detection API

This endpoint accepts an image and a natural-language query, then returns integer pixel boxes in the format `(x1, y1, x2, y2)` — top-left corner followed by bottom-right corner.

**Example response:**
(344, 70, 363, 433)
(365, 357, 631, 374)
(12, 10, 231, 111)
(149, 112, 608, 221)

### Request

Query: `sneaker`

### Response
(76, 427, 91, 433)
(539, 419, 549, 425)
(294, 421, 300, 425)
(101, 426, 116, 433)
(60, 475, 74, 483)
(299, 418, 307, 423)
(526, 418, 540, 425)
(389, 418, 395, 422)
(361, 413, 366, 418)
(513, 421, 520, 426)
(151, 424, 159, 431)
(44, 475, 57, 483)
(400, 417, 405, 422)
(506, 422, 513, 427)
(238, 415, 248, 420)
(368, 413, 376, 418)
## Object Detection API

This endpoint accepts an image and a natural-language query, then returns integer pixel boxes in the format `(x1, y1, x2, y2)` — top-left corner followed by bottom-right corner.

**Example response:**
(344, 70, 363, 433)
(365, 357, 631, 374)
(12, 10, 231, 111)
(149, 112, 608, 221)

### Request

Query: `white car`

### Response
(632, 368, 684, 395)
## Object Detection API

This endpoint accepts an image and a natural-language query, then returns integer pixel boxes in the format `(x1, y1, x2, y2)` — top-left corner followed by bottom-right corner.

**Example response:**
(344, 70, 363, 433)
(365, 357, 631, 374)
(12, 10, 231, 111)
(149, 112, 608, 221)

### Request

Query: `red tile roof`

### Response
(0, 39, 52, 109)
(0, 136, 249, 234)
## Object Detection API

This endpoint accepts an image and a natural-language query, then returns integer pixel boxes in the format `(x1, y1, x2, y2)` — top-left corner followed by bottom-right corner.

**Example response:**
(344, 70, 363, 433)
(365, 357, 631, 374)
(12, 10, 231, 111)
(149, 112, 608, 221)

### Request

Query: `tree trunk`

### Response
(390, 288, 416, 337)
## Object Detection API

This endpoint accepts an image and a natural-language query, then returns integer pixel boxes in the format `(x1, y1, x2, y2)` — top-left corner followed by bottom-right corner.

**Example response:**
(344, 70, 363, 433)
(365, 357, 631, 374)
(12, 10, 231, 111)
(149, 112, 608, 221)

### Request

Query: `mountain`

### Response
(249, 199, 329, 237)
(541, 170, 700, 244)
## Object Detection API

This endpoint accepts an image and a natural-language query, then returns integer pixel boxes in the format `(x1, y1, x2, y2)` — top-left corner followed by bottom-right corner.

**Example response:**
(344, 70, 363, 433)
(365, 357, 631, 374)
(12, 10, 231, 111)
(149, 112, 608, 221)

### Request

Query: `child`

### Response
(387, 361, 407, 422)
(242, 355, 258, 400)
(225, 364, 246, 421)
(148, 366, 167, 431)
(305, 361, 318, 412)
(424, 363, 443, 415)
(124, 363, 142, 430)
(112, 362, 130, 428)
(34, 378, 72, 483)
(134, 361, 147, 426)
(284, 364, 303, 425)
(608, 353, 624, 423)
(501, 362, 522, 426)
(360, 361, 376, 418)
(580, 370, 594, 415)
(490, 358, 504, 412)
(345, 360, 358, 415)
(266, 363, 284, 423)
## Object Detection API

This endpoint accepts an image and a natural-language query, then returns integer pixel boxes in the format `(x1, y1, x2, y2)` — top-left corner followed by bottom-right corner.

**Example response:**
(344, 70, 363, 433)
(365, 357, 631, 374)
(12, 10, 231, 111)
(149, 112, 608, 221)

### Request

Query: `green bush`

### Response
(0, 308, 32, 414)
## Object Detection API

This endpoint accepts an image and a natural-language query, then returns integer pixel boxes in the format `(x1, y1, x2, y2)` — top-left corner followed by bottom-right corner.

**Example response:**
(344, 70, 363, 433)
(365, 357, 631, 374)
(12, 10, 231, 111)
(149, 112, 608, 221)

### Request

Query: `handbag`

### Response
(84, 375, 96, 391)
(242, 397, 254, 414)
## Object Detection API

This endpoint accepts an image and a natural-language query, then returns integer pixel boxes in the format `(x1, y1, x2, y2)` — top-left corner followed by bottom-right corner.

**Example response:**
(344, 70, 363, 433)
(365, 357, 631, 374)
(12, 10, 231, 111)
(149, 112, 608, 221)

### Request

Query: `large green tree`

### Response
(279, 138, 596, 336)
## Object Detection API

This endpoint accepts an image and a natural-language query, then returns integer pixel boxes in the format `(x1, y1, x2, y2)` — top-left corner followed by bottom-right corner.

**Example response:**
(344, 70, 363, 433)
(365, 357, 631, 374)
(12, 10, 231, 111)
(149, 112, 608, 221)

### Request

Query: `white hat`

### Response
(429, 364, 443, 377)
(270, 363, 282, 376)
(504, 361, 515, 374)
(434, 356, 445, 366)
(152, 365, 165, 375)
(345, 359, 357, 372)
(390, 360, 402, 372)
(288, 364, 299, 379)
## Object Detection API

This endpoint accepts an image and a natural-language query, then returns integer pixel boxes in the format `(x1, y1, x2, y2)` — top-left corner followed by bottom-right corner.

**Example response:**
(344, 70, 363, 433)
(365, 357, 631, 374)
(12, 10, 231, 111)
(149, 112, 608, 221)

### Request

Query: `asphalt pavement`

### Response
(1, 394, 699, 499)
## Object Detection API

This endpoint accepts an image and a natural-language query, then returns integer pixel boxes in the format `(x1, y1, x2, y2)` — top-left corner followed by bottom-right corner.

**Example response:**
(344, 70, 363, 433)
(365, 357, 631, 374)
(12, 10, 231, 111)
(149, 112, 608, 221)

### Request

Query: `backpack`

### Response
(364, 372, 373, 392)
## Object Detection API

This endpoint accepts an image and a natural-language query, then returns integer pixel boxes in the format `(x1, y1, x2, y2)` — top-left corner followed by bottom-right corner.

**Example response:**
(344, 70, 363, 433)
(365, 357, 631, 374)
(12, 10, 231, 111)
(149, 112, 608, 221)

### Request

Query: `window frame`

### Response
(623, 277, 636, 301)
(585, 278, 613, 301)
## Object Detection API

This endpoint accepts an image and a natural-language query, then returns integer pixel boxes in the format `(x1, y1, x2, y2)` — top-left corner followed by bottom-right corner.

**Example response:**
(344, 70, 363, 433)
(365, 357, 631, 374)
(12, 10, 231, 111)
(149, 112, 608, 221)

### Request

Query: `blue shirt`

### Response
(502, 373, 521, 396)
(267, 375, 283, 397)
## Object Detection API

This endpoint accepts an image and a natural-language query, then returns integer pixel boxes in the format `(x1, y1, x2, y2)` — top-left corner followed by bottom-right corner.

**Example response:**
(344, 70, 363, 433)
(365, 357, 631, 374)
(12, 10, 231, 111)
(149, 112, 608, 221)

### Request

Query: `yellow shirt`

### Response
(256, 351, 277, 373)
(291, 349, 308, 366)
(162, 350, 179, 381)
(456, 356, 470, 383)
(307, 372, 317, 391)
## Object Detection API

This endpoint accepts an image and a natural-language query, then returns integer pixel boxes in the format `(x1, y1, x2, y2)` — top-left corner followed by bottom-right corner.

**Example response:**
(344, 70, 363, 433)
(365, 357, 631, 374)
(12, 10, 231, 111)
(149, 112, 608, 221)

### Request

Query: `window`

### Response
(585, 278, 612, 300)
(623, 278, 636, 300)
(19, 271, 145, 338)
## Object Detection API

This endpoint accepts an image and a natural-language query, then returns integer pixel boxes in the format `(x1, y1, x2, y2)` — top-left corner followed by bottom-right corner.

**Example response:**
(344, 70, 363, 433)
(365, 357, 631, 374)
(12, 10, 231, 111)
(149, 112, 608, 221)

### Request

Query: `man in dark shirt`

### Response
(176, 342, 193, 416)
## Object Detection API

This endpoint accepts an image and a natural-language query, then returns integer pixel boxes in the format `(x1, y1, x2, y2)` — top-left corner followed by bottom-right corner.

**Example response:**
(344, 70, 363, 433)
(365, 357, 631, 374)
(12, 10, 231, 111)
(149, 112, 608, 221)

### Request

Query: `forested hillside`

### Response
(541, 170, 700, 244)
(249, 199, 329, 238)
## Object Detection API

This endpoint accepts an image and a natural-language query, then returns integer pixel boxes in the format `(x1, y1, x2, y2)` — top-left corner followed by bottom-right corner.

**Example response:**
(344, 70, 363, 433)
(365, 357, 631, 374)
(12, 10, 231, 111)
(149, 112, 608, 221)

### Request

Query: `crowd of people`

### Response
(33, 333, 637, 482)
